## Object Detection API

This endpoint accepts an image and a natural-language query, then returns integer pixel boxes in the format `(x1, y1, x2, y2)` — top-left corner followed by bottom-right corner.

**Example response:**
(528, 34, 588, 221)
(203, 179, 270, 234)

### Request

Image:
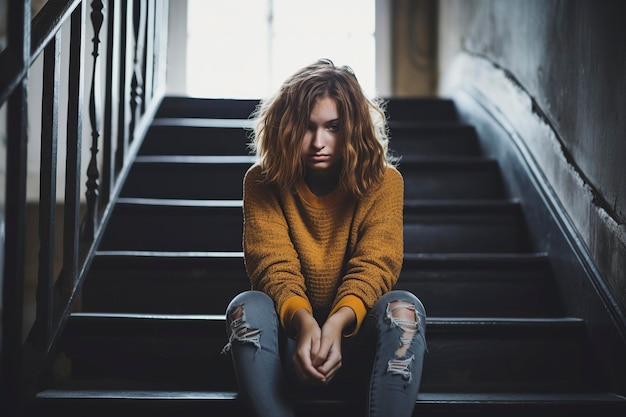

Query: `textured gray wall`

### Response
(437, 0, 625, 308)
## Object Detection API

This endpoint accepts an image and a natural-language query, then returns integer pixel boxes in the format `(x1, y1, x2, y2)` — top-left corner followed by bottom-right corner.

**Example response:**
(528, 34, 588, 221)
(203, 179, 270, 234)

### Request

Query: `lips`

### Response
(308, 154, 330, 162)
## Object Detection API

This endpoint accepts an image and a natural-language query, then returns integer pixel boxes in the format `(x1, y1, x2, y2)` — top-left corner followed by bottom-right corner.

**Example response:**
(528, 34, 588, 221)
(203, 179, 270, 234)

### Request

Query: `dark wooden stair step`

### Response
(400, 157, 505, 199)
(82, 251, 558, 317)
(384, 97, 459, 122)
(155, 97, 259, 119)
(82, 251, 248, 314)
(99, 199, 244, 252)
(403, 199, 530, 253)
(389, 122, 480, 157)
(34, 389, 626, 417)
(60, 314, 600, 393)
(156, 97, 459, 122)
(100, 199, 529, 253)
(128, 156, 504, 202)
(398, 253, 563, 317)
(139, 122, 251, 156)
(121, 156, 254, 200)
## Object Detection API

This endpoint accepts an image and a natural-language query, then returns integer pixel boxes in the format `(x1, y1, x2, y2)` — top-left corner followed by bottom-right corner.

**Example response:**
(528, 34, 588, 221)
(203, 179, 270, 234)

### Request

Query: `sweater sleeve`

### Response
(333, 167, 404, 333)
(242, 166, 312, 330)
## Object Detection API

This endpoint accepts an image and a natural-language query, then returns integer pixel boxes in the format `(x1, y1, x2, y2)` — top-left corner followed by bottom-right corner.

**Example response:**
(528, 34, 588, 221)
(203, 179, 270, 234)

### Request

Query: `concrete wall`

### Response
(436, 0, 626, 311)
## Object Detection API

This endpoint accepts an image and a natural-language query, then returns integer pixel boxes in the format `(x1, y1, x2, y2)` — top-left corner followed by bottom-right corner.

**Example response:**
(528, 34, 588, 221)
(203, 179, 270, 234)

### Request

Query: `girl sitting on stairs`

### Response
(223, 58, 427, 417)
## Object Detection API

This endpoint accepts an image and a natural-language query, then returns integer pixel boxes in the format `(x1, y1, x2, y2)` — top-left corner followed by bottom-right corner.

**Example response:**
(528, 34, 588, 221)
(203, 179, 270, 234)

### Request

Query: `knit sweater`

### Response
(242, 164, 404, 335)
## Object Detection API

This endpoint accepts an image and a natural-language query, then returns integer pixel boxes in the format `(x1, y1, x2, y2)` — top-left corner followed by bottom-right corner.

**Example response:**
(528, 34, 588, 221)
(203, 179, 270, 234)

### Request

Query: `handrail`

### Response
(0, 1, 169, 415)
(0, 0, 81, 105)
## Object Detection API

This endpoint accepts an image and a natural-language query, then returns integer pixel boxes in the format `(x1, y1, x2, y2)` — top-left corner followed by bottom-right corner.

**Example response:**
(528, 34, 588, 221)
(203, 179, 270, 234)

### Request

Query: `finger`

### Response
(293, 351, 327, 383)
(311, 337, 331, 368)
(317, 344, 342, 376)
(322, 360, 342, 384)
(309, 335, 321, 360)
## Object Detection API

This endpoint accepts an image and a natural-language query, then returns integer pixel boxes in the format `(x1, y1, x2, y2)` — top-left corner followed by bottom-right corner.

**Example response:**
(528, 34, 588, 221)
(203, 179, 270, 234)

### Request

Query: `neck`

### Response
(304, 167, 341, 196)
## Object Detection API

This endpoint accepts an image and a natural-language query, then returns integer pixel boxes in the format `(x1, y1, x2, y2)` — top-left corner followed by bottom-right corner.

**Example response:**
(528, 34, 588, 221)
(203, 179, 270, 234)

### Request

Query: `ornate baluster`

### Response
(129, 0, 146, 141)
(82, 0, 105, 241)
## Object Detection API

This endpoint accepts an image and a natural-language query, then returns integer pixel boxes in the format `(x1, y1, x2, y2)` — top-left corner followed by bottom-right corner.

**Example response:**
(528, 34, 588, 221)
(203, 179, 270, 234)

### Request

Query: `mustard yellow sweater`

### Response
(243, 164, 404, 334)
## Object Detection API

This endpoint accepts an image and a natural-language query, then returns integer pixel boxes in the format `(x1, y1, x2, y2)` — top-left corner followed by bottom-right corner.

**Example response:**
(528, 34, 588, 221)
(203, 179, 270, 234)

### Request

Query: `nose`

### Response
(311, 128, 325, 150)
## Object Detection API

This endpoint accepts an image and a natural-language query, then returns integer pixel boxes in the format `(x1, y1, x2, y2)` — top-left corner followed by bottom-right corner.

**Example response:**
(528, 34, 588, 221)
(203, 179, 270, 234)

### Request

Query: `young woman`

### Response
(223, 59, 427, 417)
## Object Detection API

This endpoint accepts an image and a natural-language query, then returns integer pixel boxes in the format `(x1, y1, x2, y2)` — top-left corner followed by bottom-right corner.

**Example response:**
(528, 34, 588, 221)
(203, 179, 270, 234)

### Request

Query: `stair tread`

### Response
(69, 312, 583, 327)
(399, 156, 500, 169)
(91, 251, 549, 271)
(152, 117, 254, 128)
(95, 250, 244, 258)
(388, 120, 474, 129)
(114, 197, 522, 210)
(134, 155, 255, 163)
(404, 199, 521, 212)
(116, 197, 242, 208)
(93, 250, 547, 260)
(37, 389, 625, 403)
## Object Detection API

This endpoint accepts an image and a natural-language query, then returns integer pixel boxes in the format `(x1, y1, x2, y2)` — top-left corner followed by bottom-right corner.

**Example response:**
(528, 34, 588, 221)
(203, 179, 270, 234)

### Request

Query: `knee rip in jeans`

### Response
(221, 305, 262, 354)
(385, 301, 420, 381)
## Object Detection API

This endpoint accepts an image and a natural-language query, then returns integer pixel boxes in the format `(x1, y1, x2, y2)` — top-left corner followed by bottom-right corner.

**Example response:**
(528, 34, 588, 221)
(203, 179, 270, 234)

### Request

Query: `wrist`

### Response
(327, 306, 356, 334)
(292, 308, 316, 334)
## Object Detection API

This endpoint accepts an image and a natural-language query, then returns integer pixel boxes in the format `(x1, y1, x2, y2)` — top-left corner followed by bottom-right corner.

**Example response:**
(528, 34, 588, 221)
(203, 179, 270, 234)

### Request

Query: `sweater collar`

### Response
(295, 180, 347, 208)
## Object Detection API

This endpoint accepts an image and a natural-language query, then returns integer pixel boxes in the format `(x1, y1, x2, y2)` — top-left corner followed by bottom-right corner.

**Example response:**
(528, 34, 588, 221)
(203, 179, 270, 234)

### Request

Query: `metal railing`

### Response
(0, 1, 169, 414)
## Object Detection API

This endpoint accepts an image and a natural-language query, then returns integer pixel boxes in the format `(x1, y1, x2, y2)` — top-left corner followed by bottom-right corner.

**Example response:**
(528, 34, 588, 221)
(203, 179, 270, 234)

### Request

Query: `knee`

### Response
(225, 291, 275, 335)
(378, 290, 426, 325)
(377, 291, 427, 354)
(381, 292, 427, 379)
(225, 290, 274, 319)
(223, 291, 274, 353)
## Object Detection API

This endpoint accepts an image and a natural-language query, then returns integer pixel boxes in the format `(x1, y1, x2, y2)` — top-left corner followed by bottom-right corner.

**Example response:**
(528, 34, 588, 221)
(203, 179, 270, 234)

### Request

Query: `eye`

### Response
(328, 122, 341, 132)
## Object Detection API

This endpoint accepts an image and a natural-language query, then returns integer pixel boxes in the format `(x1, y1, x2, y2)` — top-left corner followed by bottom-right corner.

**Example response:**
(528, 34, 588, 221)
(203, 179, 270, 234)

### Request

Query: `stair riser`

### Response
(422, 328, 591, 392)
(156, 97, 259, 119)
(396, 269, 561, 317)
(401, 164, 504, 200)
(100, 207, 527, 253)
(384, 99, 459, 122)
(99, 206, 243, 252)
(121, 163, 251, 200)
(121, 162, 502, 201)
(83, 267, 249, 314)
(83, 261, 557, 317)
(390, 126, 479, 157)
(62, 321, 593, 392)
(404, 212, 527, 253)
(140, 126, 251, 156)
(141, 126, 481, 159)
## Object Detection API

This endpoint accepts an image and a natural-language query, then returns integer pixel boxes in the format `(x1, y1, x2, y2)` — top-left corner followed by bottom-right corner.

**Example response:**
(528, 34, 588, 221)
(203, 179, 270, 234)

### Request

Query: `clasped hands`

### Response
(291, 306, 356, 385)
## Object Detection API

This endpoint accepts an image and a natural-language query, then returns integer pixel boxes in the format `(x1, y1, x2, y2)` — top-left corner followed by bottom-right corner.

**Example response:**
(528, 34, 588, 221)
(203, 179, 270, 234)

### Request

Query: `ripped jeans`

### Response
(223, 290, 427, 417)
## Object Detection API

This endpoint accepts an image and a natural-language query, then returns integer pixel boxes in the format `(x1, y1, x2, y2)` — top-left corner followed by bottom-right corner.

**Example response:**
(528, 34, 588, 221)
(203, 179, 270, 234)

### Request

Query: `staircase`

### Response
(32, 97, 626, 416)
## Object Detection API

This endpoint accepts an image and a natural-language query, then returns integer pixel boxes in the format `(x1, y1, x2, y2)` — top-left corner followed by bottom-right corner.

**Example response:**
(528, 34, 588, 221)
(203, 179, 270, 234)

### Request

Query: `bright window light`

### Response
(186, 0, 376, 99)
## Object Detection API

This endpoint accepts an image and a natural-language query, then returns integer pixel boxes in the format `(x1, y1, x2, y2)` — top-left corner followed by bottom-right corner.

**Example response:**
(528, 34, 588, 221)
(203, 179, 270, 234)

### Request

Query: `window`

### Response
(186, 0, 376, 99)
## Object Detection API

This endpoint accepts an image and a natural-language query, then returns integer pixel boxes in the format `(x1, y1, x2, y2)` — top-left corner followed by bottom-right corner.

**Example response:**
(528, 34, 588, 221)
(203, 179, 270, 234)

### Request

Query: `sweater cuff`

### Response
(279, 295, 313, 332)
(330, 295, 367, 337)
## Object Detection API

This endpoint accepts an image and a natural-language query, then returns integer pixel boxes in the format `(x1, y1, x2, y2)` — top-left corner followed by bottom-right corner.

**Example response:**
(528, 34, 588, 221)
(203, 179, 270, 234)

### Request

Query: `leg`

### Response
(365, 290, 427, 417)
(223, 291, 295, 417)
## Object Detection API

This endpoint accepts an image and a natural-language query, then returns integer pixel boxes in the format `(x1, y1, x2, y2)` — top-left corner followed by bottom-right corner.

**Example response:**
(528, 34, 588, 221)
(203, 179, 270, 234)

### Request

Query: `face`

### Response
(300, 96, 343, 174)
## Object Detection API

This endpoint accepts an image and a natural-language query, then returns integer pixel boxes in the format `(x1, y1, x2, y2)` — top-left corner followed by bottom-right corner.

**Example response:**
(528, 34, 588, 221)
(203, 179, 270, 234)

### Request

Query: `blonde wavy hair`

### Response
(249, 58, 395, 198)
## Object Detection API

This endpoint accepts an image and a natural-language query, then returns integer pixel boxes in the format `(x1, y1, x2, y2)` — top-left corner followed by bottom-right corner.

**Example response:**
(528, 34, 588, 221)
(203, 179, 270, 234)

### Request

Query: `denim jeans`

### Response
(223, 290, 427, 417)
